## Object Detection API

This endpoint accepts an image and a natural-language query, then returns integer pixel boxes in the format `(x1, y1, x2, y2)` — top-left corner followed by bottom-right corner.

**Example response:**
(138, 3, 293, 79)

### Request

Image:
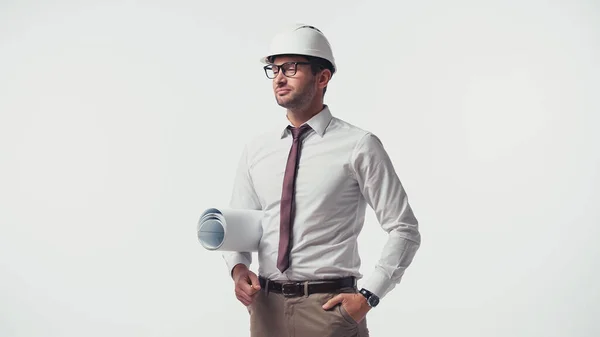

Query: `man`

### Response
(223, 24, 421, 337)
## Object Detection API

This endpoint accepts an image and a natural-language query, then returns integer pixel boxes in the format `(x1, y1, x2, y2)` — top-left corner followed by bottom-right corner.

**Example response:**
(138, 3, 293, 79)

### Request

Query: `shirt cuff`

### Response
(222, 252, 252, 277)
(360, 267, 393, 299)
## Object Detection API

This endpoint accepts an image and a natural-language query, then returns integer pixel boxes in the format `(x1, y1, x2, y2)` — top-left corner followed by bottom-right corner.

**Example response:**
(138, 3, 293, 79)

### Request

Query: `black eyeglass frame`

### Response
(263, 61, 314, 79)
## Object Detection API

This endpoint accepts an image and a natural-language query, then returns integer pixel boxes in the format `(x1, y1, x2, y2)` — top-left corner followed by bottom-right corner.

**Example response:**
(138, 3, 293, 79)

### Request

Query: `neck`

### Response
(286, 99, 324, 127)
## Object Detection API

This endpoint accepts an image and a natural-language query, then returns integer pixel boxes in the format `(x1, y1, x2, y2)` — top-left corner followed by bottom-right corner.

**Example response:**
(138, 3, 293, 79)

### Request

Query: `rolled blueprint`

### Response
(197, 207, 264, 251)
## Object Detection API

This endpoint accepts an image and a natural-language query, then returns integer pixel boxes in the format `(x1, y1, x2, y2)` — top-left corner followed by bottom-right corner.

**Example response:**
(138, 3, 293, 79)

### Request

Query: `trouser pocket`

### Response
(338, 304, 358, 326)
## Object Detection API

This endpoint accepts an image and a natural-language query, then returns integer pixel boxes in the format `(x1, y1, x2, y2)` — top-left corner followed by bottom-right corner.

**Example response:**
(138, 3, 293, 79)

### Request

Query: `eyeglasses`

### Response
(263, 61, 312, 79)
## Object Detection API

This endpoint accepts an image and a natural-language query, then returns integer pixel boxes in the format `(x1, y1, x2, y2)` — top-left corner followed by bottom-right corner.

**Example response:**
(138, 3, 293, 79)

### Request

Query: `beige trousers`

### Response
(248, 286, 370, 337)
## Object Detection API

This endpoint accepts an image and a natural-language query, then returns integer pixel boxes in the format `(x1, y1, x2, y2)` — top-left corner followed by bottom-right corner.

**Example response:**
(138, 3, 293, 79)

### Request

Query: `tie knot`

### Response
(289, 124, 312, 140)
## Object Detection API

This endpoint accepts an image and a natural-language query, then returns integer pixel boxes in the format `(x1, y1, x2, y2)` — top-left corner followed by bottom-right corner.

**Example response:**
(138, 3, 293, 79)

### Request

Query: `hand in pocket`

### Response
(322, 293, 371, 323)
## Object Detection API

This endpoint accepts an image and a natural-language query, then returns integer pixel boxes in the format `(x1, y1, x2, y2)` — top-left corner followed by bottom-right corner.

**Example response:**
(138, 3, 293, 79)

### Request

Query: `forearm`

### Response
(362, 228, 421, 299)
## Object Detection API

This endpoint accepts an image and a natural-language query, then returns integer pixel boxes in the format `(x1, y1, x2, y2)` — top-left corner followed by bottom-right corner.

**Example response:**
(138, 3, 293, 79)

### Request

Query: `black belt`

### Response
(258, 276, 356, 297)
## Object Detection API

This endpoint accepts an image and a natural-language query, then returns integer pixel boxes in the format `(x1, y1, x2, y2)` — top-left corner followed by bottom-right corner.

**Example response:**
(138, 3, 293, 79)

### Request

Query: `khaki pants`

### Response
(248, 286, 369, 337)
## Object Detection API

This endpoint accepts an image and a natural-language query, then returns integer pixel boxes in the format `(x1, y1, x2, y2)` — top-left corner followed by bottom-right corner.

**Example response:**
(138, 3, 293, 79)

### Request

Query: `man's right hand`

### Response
(232, 264, 261, 306)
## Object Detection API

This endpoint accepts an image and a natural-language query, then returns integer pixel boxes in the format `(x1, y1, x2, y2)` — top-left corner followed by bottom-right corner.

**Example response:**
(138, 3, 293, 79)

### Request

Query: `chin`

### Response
(275, 97, 289, 106)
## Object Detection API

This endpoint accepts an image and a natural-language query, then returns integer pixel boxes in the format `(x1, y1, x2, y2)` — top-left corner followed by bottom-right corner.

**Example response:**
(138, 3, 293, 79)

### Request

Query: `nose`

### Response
(274, 69, 287, 84)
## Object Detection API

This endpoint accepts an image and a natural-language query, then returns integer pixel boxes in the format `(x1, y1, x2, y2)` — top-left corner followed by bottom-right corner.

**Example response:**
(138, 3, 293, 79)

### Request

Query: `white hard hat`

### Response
(260, 24, 337, 74)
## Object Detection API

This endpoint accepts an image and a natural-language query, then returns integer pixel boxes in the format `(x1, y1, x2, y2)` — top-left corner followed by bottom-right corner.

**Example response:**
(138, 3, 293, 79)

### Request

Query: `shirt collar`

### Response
(280, 105, 333, 139)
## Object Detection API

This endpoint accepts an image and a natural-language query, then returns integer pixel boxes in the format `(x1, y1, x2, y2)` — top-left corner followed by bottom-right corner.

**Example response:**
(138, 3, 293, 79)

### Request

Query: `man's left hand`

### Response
(322, 292, 371, 323)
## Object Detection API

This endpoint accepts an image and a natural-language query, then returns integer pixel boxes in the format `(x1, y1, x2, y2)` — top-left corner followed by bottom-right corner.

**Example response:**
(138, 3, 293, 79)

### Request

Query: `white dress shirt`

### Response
(223, 105, 421, 299)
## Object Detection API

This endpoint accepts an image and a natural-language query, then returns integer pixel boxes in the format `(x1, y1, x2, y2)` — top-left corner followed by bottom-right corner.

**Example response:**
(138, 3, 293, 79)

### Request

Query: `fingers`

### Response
(235, 286, 253, 306)
(235, 272, 261, 306)
(238, 277, 256, 295)
(322, 294, 344, 310)
(236, 285, 260, 306)
(235, 280, 258, 305)
(248, 271, 261, 293)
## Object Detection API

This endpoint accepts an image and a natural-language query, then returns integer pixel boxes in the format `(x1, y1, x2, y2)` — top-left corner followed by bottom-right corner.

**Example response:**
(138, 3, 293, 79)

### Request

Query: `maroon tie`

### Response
(277, 124, 312, 273)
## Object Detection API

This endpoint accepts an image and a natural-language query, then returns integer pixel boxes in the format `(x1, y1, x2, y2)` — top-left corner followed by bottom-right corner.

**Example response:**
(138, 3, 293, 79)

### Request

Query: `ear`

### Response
(317, 68, 332, 90)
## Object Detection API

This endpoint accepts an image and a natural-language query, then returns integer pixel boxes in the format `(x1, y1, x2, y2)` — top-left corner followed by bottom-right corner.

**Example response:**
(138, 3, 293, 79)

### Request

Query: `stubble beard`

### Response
(275, 80, 317, 111)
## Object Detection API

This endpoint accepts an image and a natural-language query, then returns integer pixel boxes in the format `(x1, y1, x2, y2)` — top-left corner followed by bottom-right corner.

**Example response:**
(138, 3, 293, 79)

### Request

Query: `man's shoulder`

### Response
(329, 115, 376, 141)
(328, 115, 391, 156)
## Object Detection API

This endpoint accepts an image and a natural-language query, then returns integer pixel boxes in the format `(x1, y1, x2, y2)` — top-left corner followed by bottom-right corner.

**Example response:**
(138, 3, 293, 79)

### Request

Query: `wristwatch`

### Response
(359, 288, 380, 307)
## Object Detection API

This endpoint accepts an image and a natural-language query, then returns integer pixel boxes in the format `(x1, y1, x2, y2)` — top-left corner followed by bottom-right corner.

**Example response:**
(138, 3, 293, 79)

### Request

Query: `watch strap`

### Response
(359, 288, 380, 307)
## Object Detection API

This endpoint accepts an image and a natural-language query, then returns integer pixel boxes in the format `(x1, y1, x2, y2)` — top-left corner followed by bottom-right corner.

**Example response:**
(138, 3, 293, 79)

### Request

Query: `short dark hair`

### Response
(268, 54, 333, 97)
(305, 56, 333, 96)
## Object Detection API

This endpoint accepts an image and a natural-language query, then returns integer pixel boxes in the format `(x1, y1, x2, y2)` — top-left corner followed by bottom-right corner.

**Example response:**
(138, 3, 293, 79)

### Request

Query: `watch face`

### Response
(368, 296, 379, 307)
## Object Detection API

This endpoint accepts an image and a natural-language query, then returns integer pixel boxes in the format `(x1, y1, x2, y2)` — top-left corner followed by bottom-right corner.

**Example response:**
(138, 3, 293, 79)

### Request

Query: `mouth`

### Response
(276, 88, 291, 94)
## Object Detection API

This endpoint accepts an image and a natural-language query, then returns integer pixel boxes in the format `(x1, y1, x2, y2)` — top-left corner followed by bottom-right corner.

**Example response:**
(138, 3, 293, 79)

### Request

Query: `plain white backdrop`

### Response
(1, 0, 598, 336)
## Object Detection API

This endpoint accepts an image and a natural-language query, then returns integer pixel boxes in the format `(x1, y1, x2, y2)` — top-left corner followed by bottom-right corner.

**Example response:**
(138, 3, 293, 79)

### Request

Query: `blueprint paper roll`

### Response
(197, 208, 264, 251)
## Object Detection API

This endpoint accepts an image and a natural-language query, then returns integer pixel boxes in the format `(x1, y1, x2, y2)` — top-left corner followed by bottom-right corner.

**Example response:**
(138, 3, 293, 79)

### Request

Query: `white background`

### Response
(1, 0, 599, 336)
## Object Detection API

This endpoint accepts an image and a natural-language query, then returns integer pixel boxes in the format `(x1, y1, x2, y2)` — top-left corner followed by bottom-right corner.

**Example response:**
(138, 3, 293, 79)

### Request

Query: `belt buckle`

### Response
(281, 282, 299, 297)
